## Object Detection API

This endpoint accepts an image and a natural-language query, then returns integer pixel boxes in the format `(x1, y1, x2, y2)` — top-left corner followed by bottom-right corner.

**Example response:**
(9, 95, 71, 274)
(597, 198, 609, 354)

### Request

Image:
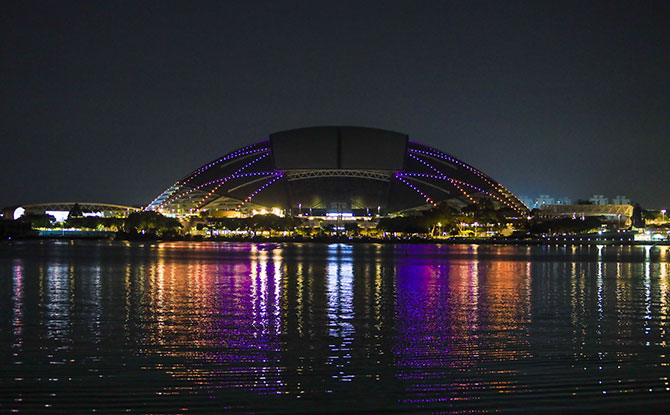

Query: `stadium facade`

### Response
(146, 126, 528, 217)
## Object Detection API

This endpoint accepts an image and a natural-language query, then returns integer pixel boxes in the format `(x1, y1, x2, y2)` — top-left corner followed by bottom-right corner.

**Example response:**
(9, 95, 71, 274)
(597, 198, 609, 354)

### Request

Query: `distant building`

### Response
(536, 195, 555, 207)
(589, 195, 609, 205)
(554, 197, 572, 205)
(519, 195, 572, 209)
(539, 204, 634, 228)
(523, 193, 630, 212)
(611, 195, 631, 205)
(519, 196, 536, 209)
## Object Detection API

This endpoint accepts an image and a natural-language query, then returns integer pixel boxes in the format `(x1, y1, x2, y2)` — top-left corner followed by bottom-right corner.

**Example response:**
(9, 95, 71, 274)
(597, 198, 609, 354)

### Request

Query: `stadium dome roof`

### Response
(146, 126, 528, 215)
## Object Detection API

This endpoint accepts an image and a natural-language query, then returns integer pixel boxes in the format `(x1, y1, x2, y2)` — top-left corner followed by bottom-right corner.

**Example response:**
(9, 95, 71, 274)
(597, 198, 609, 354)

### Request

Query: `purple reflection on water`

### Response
(12, 259, 23, 354)
(3, 241, 670, 413)
(204, 244, 285, 394)
(392, 245, 532, 407)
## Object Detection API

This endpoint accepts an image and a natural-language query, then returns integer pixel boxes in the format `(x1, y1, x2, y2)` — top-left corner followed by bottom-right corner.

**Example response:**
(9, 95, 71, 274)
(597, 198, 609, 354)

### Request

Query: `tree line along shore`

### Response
(2, 201, 668, 244)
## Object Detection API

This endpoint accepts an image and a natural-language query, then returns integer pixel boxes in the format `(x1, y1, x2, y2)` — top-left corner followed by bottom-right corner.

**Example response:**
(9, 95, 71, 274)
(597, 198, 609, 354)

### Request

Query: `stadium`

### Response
(146, 126, 528, 218)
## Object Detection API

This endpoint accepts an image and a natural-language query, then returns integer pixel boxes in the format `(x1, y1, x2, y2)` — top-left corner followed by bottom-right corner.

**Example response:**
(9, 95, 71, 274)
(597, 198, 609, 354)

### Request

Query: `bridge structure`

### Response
(3, 202, 141, 221)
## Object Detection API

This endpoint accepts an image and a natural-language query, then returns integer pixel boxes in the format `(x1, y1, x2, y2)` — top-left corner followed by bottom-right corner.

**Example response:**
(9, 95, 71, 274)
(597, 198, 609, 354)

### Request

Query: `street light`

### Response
(662, 209, 667, 223)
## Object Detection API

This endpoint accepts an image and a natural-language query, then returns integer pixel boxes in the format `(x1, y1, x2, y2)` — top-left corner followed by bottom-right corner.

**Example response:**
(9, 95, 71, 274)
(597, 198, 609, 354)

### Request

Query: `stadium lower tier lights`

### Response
(146, 126, 528, 218)
(325, 212, 354, 218)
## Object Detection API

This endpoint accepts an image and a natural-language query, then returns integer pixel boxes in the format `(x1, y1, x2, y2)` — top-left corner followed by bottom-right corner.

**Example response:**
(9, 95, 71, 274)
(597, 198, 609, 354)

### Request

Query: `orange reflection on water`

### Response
(4, 241, 670, 414)
(393, 245, 532, 406)
(135, 242, 286, 397)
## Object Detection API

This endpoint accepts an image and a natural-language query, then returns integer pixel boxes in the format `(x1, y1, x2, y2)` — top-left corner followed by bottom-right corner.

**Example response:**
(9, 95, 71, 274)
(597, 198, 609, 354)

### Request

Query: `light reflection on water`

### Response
(1, 241, 670, 413)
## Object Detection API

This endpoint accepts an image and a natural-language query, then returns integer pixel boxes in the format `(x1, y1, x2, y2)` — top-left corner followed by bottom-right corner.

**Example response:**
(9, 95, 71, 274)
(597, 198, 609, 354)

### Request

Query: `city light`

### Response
(45, 211, 69, 222)
(13, 207, 25, 220)
(325, 212, 353, 217)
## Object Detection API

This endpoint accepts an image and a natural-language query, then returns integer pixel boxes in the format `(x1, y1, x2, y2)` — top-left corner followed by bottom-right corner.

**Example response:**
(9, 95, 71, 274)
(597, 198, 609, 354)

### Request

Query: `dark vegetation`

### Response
(5, 200, 662, 242)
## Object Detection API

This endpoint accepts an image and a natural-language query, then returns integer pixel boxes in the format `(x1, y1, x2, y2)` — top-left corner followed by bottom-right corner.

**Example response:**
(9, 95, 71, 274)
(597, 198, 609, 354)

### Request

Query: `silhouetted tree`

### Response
(631, 204, 645, 228)
(19, 214, 56, 228)
(124, 211, 182, 236)
(67, 203, 83, 219)
(377, 216, 429, 234)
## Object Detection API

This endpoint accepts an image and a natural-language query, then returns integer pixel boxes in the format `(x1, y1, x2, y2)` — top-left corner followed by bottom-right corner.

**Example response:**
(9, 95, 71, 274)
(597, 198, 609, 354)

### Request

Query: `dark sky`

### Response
(2, 0, 669, 209)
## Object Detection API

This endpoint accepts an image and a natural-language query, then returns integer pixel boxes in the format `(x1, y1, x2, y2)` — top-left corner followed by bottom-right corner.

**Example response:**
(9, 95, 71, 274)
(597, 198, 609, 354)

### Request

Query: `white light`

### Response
(326, 212, 353, 217)
(13, 207, 25, 220)
(46, 211, 69, 222)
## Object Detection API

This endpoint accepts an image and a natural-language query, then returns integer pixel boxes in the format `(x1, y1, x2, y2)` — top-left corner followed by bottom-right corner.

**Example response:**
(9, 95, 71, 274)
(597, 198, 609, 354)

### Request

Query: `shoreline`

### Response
(5, 234, 670, 246)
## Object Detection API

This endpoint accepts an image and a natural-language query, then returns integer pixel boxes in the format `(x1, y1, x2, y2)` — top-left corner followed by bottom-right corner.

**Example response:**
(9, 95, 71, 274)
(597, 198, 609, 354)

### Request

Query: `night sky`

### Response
(2, 1, 669, 209)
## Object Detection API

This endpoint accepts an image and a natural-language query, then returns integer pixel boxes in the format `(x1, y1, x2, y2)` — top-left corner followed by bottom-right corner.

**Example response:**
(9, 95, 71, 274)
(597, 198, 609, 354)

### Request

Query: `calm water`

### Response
(1, 241, 670, 414)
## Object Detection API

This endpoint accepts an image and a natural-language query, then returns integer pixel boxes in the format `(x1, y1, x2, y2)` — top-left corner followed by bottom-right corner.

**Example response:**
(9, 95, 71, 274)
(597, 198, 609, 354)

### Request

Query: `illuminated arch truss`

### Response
(285, 169, 392, 182)
(397, 143, 529, 214)
(146, 135, 528, 216)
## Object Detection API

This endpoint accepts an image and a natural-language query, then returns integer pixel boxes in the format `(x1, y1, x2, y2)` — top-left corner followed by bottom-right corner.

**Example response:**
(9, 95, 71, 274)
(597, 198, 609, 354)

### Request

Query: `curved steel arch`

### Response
(146, 140, 270, 211)
(20, 202, 140, 212)
(146, 128, 530, 216)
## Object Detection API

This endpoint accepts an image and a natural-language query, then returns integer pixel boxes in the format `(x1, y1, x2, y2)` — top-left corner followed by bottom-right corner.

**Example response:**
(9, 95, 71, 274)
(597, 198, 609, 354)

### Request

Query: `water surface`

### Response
(1, 241, 670, 413)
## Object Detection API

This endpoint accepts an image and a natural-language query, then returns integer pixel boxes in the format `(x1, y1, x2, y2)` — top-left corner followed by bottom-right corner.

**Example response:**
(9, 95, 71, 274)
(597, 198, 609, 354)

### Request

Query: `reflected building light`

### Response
(375, 262, 382, 327)
(124, 264, 131, 339)
(46, 263, 71, 342)
(251, 246, 271, 337)
(156, 260, 166, 336)
(393, 249, 532, 401)
(12, 259, 24, 354)
(296, 262, 304, 336)
(248, 245, 285, 393)
(134, 243, 287, 396)
(469, 257, 479, 330)
(660, 263, 668, 346)
(525, 261, 532, 320)
(272, 249, 282, 335)
(645, 257, 652, 342)
(326, 244, 355, 381)
(259, 250, 268, 337)
(89, 265, 103, 343)
(597, 251, 604, 321)
(250, 245, 259, 333)
(570, 261, 579, 334)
